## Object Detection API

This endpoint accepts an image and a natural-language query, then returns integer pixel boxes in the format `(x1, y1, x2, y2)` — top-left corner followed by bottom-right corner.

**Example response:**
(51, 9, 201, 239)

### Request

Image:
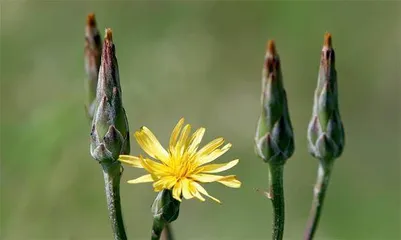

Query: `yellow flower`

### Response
(119, 118, 241, 203)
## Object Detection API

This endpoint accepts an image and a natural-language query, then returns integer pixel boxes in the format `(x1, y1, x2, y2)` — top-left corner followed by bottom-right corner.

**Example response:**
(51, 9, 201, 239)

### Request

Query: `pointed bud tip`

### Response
(324, 32, 332, 47)
(87, 13, 96, 27)
(105, 28, 113, 42)
(266, 40, 277, 56)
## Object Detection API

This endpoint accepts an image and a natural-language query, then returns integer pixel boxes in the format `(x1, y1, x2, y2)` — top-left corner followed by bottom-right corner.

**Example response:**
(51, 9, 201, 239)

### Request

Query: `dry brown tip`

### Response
(87, 13, 96, 27)
(105, 28, 113, 42)
(324, 32, 332, 47)
(267, 40, 277, 55)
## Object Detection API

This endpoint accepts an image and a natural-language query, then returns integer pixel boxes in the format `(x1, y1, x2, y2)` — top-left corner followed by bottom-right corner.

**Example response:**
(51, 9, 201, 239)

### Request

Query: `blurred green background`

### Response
(1, 1, 400, 240)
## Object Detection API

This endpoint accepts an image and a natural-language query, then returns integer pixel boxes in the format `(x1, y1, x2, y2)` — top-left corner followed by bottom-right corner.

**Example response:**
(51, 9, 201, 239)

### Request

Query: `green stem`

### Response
(304, 161, 332, 240)
(102, 161, 127, 240)
(151, 218, 165, 240)
(267, 163, 285, 240)
(161, 223, 174, 240)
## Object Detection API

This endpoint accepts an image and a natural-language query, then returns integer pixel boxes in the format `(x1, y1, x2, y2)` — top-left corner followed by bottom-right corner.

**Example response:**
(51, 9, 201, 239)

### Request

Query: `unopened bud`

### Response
(307, 33, 345, 162)
(90, 28, 130, 163)
(255, 40, 295, 165)
(84, 13, 102, 119)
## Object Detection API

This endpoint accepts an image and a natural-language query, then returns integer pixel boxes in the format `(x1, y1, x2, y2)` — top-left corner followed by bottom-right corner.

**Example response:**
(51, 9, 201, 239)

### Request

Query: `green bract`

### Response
(152, 190, 181, 225)
(150, 190, 180, 240)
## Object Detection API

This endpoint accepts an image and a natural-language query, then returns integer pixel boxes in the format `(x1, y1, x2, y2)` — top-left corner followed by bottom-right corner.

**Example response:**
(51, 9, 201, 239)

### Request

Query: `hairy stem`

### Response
(267, 163, 285, 240)
(102, 161, 127, 240)
(304, 161, 332, 240)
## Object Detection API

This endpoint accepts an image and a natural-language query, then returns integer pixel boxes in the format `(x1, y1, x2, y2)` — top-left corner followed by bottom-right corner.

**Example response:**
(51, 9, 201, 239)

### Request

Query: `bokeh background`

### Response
(1, 1, 400, 240)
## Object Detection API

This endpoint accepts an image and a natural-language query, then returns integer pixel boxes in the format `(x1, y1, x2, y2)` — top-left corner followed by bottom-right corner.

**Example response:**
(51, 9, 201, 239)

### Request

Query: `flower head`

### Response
(119, 118, 241, 203)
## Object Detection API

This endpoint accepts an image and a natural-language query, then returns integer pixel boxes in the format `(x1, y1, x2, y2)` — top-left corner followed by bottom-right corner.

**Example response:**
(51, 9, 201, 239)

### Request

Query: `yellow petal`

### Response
(172, 180, 183, 201)
(196, 138, 225, 157)
(169, 118, 185, 152)
(127, 174, 154, 184)
(197, 159, 239, 173)
(135, 127, 169, 163)
(187, 128, 205, 154)
(216, 175, 241, 188)
(140, 156, 170, 177)
(196, 143, 232, 165)
(118, 155, 144, 168)
(175, 124, 191, 155)
(193, 182, 220, 203)
(181, 178, 194, 200)
(188, 181, 205, 201)
(191, 174, 241, 188)
(153, 176, 177, 192)
(165, 176, 179, 189)
(153, 179, 165, 192)
(191, 173, 227, 183)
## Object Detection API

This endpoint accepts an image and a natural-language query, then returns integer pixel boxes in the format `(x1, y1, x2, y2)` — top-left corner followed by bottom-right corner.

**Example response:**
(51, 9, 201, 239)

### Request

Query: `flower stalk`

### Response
(267, 164, 285, 240)
(304, 33, 345, 240)
(90, 28, 130, 240)
(304, 161, 332, 240)
(255, 40, 294, 240)
(160, 224, 174, 240)
(102, 161, 126, 240)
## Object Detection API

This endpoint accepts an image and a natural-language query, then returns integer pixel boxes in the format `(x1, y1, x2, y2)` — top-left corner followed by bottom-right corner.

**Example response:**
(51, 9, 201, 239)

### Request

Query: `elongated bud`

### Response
(307, 33, 345, 163)
(151, 190, 180, 239)
(85, 13, 102, 119)
(255, 40, 295, 165)
(90, 28, 130, 163)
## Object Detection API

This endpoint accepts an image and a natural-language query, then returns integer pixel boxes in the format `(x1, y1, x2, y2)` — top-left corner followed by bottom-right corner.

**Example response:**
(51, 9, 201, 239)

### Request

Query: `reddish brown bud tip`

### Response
(105, 28, 113, 42)
(324, 32, 332, 47)
(87, 13, 96, 27)
(267, 40, 277, 56)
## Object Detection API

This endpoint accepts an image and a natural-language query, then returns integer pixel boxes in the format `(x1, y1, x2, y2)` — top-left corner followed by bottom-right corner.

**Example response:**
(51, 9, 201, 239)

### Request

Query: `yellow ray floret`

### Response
(118, 118, 241, 203)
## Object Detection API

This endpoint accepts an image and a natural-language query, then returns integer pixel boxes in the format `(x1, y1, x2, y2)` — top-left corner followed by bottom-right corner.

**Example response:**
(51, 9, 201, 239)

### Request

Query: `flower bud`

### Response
(84, 13, 102, 119)
(307, 33, 345, 162)
(255, 41, 294, 165)
(90, 29, 130, 163)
